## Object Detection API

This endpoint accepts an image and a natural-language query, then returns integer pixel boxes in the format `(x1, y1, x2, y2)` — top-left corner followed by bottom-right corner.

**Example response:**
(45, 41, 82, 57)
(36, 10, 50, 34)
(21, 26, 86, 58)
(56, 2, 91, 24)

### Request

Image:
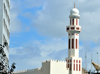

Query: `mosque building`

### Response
(13, 4, 85, 74)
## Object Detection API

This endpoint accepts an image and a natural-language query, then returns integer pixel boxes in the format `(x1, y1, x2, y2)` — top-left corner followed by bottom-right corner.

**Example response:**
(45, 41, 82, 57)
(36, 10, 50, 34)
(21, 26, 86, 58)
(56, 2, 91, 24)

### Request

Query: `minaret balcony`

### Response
(66, 25, 81, 34)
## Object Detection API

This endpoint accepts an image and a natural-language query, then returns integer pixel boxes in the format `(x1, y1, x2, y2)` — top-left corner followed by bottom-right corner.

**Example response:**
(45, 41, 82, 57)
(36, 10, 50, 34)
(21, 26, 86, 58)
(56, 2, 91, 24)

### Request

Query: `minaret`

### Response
(65, 4, 82, 74)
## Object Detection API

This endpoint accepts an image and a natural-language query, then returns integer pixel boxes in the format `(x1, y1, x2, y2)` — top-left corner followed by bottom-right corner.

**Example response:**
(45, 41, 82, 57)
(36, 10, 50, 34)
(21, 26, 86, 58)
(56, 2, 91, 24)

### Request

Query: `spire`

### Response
(74, 2, 75, 8)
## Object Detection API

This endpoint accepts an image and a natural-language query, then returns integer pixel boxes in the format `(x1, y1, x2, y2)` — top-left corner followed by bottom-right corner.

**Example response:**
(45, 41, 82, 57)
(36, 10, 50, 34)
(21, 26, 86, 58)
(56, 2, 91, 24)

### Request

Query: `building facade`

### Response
(65, 4, 82, 74)
(0, 0, 10, 68)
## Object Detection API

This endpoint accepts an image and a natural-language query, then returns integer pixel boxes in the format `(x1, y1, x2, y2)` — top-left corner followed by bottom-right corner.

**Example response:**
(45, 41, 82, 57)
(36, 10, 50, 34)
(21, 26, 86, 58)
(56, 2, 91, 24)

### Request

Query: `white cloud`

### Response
(28, 0, 100, 43)
(9, 47, 24, 55)
(10, 0, 100, 42)
(10, 38, 94, 71)
(39, 39, 68, 57)
(10, 13, 22, 33)
(32, 0, 70, 38)
(9, 39, 68, 70)
(10, 39, 68, 57)
(10, 0, 23, 33)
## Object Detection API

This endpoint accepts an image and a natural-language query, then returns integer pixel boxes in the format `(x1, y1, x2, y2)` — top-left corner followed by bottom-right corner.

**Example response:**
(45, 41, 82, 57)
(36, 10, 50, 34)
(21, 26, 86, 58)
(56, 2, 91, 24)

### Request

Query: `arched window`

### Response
(70, 19, 71, 25)
(77, 39, 79, 49)
(66, 64, 68, 68)
(72, 39, 74, 49)
(70, 59, 71, 62)
(68, 64, 69, 68)
(70, 64, 71, 70)
(74, 60, 75, 63)
(76, 39, 77, 49)
(79, 60, 81, 63)
(76, 64, 78, 71)
(76, 27, 79, 30)
(68, 60, 69, 63)
(76, 19, 78, 25)
(79, 64, 81, 71)
(74, 64, 75, 71)
(71, 27, 74, 30)
(72, 19, 74, 25)
(69, 39, 70, 49)
(76, 60, 78, 63)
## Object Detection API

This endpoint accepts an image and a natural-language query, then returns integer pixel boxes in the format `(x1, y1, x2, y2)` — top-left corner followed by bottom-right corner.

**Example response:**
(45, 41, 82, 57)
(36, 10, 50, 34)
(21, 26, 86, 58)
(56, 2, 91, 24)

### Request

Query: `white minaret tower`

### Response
(65, 4, 82, 74)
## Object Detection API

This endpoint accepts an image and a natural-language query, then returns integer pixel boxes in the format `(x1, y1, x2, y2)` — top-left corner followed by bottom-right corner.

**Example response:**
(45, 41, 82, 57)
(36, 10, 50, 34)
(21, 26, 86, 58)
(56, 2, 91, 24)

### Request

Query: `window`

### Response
(79, 64, 81, 71)
(3, 35, 9, 51)
(68, 60, 69, 63)
(76, 64, 78, 71)
(79, 60, 81, 63)
(70, 19, 71, 25)
(71, 27, 74, 30)
(4, 3, 10, 25)
(69, 39, 70, 49)
(72, 19, 74, 25)
(70, 64, 71, 70)
(76, 39, 77, 49)
(70, 60, 71, 62)
(67, 27, 69, 30)
(5, 0, 10, 11)
(76, 60, 78, 63)
(77, 39, 78, 49)
(72, 39, 74, 49)
(4, 19, 10, 38)
(74, 64, 75, 71)
(74, 60, 75, 63)
(68, 64, 69, 68)
(66, 64, 67, 68)
(76, 27, 79, 30)
(76, 19, 78, 25)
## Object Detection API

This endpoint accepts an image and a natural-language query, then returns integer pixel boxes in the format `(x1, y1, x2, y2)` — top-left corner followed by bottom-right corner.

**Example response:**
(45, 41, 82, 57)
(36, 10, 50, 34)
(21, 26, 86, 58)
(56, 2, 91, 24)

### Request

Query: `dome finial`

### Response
(74, 2, 75, 8)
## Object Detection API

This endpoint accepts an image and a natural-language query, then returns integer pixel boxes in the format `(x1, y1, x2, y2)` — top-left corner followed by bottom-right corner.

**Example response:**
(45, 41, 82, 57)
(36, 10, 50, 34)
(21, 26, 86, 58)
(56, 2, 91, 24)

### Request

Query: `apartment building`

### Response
(0, 0, 10, 69)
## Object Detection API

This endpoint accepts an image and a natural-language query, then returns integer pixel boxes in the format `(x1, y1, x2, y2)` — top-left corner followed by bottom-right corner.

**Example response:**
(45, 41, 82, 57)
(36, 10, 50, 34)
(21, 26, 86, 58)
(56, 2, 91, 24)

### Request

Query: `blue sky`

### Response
(9, 0, 100, 71)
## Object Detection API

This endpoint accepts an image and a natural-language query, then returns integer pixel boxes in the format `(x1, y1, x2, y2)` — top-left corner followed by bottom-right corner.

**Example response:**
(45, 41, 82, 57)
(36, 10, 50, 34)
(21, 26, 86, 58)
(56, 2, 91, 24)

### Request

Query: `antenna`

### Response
(85, 51, 87, 71)
(97, 52, 99, 64)
(74, 2, 75, 8)
(97, 52, 99, 72)
(91, 54, 92, 72)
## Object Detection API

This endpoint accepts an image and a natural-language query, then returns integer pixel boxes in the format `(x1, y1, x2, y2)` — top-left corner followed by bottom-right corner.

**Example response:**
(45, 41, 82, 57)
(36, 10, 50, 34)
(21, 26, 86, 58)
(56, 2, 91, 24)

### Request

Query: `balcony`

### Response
(66, 25, 81, 34)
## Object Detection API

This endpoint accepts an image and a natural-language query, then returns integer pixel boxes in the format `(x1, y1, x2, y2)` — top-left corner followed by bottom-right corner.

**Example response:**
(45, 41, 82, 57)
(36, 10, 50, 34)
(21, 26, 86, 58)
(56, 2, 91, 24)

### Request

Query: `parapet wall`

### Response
(42, 60, 66, 63)
(13, 69, 34, 73)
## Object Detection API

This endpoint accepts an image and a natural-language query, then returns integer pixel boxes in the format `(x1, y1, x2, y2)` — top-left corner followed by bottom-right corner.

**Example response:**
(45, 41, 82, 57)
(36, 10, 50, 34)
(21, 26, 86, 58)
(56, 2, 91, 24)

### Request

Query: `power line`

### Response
(21, 0, 99, 39)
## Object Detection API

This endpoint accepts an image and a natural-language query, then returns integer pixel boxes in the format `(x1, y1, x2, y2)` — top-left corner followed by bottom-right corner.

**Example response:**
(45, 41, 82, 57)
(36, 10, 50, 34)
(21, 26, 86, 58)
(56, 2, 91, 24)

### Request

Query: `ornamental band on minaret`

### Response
(65, 4, 82, 74)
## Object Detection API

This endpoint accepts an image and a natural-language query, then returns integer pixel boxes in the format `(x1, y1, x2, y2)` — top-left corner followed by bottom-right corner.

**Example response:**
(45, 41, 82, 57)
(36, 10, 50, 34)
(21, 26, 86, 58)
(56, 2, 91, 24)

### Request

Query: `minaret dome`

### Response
(69, 7, 80, 19)
(70, 8, 79, 14)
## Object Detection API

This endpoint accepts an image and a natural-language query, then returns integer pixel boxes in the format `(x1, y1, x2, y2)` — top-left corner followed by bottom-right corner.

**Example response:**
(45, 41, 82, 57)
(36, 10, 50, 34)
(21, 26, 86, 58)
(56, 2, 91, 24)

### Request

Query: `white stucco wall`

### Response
(13, 60, 69, 74)
(50, 60, 69, 74)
